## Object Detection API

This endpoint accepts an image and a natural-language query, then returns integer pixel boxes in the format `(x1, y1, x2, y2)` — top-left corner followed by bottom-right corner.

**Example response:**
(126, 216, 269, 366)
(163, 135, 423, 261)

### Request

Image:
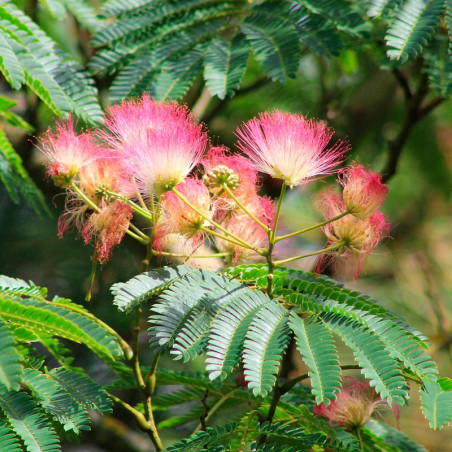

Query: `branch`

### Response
(382, 71, 445, 183)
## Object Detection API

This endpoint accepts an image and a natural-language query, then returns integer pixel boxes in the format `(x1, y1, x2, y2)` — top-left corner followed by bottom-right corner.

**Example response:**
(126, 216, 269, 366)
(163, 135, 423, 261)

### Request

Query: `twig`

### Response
(199, 390, 210, 431)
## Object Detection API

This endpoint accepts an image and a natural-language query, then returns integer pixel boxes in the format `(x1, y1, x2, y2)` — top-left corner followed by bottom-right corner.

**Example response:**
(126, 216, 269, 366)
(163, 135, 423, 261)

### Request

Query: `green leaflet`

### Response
(366, 419, 427, 451)
(420, 378, 452, 429)
(289, 314, 341, 405)
(204, 35, 250, 99)
(0, 422, 22, 452)
(0, 388, 60, 452)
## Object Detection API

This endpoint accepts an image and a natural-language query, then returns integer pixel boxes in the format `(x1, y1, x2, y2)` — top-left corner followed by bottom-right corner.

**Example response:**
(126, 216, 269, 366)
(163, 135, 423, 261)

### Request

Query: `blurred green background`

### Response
(1, 7, 452, 449)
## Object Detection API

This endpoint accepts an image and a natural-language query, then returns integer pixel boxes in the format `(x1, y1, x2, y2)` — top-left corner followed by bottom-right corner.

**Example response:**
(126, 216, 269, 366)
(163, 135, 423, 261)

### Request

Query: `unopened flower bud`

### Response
(203, 165, 240, 191)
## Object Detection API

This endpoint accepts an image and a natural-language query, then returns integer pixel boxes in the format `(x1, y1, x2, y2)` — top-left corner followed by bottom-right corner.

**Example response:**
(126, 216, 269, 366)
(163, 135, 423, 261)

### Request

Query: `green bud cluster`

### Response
(203, 165, 240, 190)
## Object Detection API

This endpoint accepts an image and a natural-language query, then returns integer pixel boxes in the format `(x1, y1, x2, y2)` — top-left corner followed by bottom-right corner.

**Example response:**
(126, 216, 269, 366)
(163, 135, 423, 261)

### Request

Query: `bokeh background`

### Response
(1, 4, 452, 450)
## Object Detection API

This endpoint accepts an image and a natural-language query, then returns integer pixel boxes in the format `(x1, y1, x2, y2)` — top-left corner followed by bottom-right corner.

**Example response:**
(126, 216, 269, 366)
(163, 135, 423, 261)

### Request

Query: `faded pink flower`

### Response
(102, 96, 207, 196)
(82, 201, 133, 264)
(316, 190, 389, 276)
(339, 164, 388, 219)
(236, 111, 348, 187)
(158, 178, 214, 245)
(37, 116, 101, 185)
(79, 152, 131, 202)
(313, 377, 387, 430)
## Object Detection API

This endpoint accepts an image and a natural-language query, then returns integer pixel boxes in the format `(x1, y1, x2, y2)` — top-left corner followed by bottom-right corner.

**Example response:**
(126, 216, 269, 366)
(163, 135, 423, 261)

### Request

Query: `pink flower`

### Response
(102, 96, 207, 196)
(37, 116, 101, 185)
(316, 190, 389, 276)
(339, 164, 388, 219)
(82, 201, 133, 264)
(158, 178, 214, 244)
(313, 377, 387, 430)
(235, 111, 348, 187)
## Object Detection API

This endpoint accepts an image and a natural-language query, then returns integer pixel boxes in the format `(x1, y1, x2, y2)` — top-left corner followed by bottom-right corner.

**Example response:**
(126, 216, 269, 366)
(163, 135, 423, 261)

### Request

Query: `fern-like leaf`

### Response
(0, 317, 22, 391)
(0, 295, 122, 362)
(322, 314, 408, 405)
(0, 388, 60, 452)
(22, 368, 91, 434)
(166, 422, 238, 452)
(0, 33, 24, 89)
(425, 37, 452, 96)
(386, 0, 444, 63)
(111, 265, 192, 312)
(0, 129, 48, 215)
(256, 422, 329, 452)
(152, 43, 206, 101)
(241, 10, 300, 82)
(206, 289, 271, 381)
(48, 368, 112, 414)
(289, 314, 341, 405)
(59, 0, 103, 33)
(243, 302, 291, 397)
(366, 0, 402, 18)
(204, 34, 250, 99)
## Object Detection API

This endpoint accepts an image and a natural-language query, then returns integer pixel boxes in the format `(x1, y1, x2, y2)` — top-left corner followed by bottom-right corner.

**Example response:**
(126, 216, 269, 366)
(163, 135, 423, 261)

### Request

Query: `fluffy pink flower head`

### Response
(104, 95, 193, 145)
(79, 153, 131, 202)
(38, 116, 100, 186)
(339, 164, 388, 219)
(159, 178, 214, 244)
(317, 190, 389, 276)
(82, 201, 133, 264)
(314, 377, 387, 430)
(236, 111, 349, 188)
(103, 96, 207, 196)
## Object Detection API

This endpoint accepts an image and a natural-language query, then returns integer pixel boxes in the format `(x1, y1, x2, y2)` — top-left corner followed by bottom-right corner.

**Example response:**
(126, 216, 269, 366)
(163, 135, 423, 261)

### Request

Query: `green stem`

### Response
(191, 389, 237, 434)
(275, 211, 350, 242)
(85, 249, 98, 302)
(70, 183, 148, 244)
(199, 225, 263, 254)
(129, 223, 149, 240)
(221, 183, 270, 232)
(266, 181, 287, 297)
(103, 189, 153, 219)
(172, 187, 256, 250)
(274, 243, 343, 266)
(153, 250, 230, 259)
(108, 392, 163, 449)
(357, 428, 365, 452)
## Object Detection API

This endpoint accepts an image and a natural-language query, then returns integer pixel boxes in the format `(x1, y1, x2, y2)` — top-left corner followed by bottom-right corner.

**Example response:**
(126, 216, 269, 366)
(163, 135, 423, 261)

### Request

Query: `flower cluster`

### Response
(313, 377, 388, 430)
(37, 95, 389, 274)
